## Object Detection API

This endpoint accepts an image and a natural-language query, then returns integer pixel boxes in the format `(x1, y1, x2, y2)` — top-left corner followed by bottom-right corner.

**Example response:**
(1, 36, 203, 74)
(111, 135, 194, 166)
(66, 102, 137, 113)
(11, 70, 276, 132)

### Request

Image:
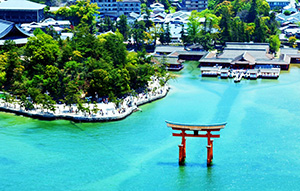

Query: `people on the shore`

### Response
(0, 79, 169, 121)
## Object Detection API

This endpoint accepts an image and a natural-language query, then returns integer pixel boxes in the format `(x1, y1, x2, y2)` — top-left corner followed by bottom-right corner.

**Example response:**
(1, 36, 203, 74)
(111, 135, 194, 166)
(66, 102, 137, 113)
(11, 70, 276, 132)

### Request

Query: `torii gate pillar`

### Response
(178, 130, 186, 165)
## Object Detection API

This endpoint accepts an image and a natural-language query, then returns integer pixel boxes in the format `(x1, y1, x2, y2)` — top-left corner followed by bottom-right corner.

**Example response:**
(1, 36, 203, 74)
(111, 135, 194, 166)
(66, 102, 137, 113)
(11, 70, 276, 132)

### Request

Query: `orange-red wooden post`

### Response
(178, 130, 186, 165)
(206, 131, 213, 166)
(206, 145, 211, 165)
(211, 139, 214, 160)
(210, 139, 214, 159)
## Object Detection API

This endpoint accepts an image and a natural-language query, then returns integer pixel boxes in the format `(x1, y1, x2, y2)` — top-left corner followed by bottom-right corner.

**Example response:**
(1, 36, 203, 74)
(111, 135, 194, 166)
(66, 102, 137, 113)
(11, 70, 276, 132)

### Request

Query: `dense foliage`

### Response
(183, 0, 280, 51)
(1, 29, 164, 108)
(55, 0, 100, 32)
(1, 0, 167, 110)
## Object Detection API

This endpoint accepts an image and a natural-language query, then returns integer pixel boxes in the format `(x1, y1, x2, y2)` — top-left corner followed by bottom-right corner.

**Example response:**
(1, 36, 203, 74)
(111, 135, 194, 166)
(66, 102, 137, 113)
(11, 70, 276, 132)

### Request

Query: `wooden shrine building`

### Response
(166, 121, 226, 166)
(199, 42, 290, 70)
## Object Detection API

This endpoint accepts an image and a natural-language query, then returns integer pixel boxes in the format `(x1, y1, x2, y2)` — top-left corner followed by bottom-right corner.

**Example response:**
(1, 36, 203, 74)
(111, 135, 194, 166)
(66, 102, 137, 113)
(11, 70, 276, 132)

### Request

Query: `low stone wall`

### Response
(0, 85, 170, 123)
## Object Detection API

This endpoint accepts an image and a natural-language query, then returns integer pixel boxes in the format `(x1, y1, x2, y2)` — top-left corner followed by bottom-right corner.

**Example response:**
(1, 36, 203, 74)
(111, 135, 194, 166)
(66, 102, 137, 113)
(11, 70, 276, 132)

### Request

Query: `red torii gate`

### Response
(166, 121, 226, 166)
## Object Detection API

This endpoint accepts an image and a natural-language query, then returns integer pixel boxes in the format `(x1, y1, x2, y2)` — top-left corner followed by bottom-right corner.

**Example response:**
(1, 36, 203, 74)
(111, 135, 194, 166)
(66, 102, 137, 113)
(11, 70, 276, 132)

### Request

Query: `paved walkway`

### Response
(0, 80, 169, 122)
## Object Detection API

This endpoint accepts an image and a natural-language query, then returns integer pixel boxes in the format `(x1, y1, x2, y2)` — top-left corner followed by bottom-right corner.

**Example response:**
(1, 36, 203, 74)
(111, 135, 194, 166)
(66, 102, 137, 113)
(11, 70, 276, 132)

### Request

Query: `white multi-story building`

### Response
(267, 0, 290, 9)
(182, 0, 208, 12)
(91, 0, 141, 18)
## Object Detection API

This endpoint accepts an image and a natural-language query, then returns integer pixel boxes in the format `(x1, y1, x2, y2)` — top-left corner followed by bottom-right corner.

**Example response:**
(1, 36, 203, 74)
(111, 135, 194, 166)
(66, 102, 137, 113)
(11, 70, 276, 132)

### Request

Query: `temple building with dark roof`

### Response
(0, 0, 46, 23)
(0, 19, 32, 46)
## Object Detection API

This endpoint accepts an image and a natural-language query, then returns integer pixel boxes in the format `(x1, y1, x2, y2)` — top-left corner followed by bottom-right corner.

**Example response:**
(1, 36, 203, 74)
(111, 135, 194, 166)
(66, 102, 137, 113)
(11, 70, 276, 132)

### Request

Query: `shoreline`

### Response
(0, 84, 170, 123)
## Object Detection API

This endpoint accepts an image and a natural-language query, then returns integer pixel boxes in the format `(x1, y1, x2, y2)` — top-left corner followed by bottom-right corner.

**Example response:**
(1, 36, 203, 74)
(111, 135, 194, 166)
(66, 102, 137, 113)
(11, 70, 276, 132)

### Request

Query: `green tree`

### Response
(126, 51, 155, 90)
(43, 65, 61, 99)
(186, 11, 202, 43)
(28, 87, 42, 103)
(36, 94, 56, 113)
(103, 16, 116, 32)
(288, 36, 297, 48)
(24, 33, 59, 75)
(98, 31, 127, 68)
(269, 35, 281, 53)
(208, 0, 219, 10)
(258, 0, 270, 16)
(55, 0, 99, 33)
(33, 28, 45, 36)
(2, 40, 17, 53)
(284, 10, 291, 16)
(5, 50, 24, 86)
(116, 15, 130, 40)
(159, 23, 166, 44)
(144, 7, 153, 30)
(0, 54, 7, 87)
(90, 69, 110, 97)
(131, 20, 146, 50)
(64, 81, 81, 106)
(160, 0, 171, 9)
(231, 17, 246, 42)
(149, 23, 161, 46)
(267, 12, 280, 36)
(165, 23, 171, 44)
(248, 0, 258, 23)
(214, 1, 233, 17)
(197, 33, 214, 51)
(110, 69, 131, 96)
(253, 17, 267, 42)
(45, 26, 60, 40)
(72, 25, 102, 59)
(20, 95, 34, 111)
(219, 6, 232, 43)
(180, 24, 187, 45)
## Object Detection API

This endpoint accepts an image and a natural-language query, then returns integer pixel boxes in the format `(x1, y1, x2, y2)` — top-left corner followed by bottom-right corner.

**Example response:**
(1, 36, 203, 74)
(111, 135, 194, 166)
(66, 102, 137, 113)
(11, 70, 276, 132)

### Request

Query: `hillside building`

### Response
(266, 0, 290, 9)
(182, 0, 208, 12)
(91, 0, 141, 18)
(0, 19, 32, 46)
(0, 0, 46, 23)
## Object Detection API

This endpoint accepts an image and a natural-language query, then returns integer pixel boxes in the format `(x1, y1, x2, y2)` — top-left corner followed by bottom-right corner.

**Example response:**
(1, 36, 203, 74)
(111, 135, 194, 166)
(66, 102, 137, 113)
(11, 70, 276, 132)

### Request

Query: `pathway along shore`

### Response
(0, 84, 170, 123)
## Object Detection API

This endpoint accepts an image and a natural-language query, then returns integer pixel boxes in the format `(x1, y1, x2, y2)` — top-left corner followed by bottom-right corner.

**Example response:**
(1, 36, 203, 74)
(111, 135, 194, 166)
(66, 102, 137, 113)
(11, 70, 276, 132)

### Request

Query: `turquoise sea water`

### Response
(1, 62, 300, 191)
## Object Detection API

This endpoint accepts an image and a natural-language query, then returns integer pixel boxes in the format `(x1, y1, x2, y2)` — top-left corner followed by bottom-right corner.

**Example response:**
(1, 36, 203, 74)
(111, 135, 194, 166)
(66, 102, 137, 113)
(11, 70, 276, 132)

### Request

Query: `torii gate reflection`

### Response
(166, 121, 226, 166)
